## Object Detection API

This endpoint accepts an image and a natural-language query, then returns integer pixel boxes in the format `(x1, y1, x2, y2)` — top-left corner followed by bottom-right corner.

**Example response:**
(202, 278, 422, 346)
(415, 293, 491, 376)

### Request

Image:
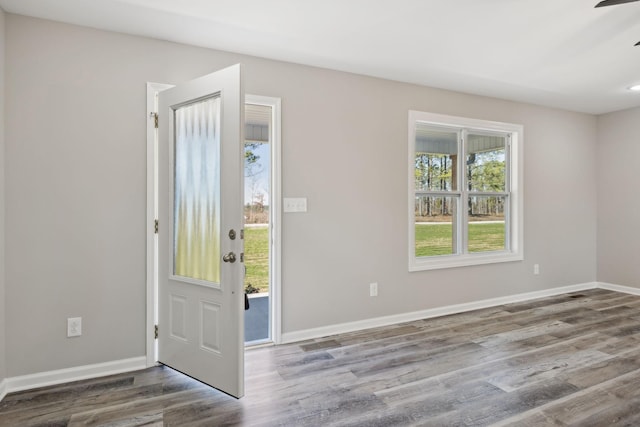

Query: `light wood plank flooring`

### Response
(3, 289, 640, 426)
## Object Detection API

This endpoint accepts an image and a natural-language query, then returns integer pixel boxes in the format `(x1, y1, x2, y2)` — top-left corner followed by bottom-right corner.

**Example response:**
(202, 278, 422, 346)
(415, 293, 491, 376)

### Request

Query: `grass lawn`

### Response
(415, 222, 505, 256)
(245, 222, 505, 291)
(244, 225, 269, 293)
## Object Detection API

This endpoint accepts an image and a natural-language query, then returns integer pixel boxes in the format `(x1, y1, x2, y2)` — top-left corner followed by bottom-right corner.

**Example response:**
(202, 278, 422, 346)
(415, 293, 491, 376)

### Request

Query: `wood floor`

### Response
(3, 289, 640, 426)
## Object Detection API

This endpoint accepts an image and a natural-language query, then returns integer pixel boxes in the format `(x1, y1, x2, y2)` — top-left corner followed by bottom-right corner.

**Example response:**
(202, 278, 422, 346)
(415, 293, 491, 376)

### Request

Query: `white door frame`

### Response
(146, 84, 282, 367)
(245, 94, 283, 346)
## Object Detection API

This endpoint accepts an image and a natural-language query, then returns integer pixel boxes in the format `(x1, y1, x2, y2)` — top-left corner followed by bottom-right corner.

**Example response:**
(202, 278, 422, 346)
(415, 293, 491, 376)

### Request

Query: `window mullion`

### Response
(504, 134, 512, 251)
(469, 191, 509, 197)
(504, 194, 511, 252)
(459, 130, 466, 255)
(415, 190, 463, 196)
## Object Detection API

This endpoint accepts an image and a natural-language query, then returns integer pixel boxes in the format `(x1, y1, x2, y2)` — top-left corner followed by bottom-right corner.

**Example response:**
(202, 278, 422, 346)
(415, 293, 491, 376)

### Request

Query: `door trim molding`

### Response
(146, 85, 283, 366)
(146, 82, 173, 368)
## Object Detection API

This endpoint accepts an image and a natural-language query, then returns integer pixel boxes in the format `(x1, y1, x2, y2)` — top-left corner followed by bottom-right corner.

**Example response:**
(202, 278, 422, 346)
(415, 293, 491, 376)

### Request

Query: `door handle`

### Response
(222, 252, 236, 263)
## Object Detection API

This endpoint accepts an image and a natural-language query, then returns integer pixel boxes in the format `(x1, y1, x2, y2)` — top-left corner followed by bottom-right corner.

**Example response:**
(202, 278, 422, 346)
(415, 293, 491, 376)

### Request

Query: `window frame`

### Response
(408, 111, 523, 271)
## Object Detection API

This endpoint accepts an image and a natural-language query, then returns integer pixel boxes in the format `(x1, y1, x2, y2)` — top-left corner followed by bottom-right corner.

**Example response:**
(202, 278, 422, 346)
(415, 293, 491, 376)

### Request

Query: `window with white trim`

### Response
(409, 111, 523, 271)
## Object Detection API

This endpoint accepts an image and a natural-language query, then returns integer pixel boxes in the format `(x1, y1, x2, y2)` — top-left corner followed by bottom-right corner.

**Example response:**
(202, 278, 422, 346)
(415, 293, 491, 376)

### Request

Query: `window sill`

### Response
(409, 252, 523, 271)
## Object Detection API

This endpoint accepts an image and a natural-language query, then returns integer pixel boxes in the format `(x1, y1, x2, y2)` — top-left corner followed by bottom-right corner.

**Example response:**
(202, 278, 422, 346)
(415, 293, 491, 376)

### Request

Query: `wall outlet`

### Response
(533, 264, 540, 275)
(370, 282, 378, 297)
(67, 317, 82, 337)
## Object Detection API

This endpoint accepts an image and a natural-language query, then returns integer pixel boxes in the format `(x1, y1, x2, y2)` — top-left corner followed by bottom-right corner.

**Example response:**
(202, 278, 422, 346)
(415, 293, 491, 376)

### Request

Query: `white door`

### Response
(157, 64, 245, 398)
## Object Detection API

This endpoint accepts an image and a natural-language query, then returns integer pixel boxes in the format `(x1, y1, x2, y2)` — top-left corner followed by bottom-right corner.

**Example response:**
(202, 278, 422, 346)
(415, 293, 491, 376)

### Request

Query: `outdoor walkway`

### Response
(244, 294, 269, 342)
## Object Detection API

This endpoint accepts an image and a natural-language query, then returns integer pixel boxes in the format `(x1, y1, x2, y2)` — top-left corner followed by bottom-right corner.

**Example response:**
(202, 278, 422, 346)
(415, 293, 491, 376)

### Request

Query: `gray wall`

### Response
(597, 107, 640, 288)
(0, 7, 6, 384)
(5, 14, 598, 377)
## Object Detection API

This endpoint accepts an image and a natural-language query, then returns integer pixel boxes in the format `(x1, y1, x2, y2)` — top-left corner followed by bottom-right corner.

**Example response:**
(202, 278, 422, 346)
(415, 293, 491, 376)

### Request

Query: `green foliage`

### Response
(415, 222, 454, 256)
(468, 150, 505, 192)
(414, 149, 506, 193)
(244, 226, 269, 293)
(245, 283, 260, 294)
(245, 142, 260, 166)
(246, 222, 506, 292)
(415, 153, 452, 191)
(415, 222, 505, 257)
(468, 222, 506, 252)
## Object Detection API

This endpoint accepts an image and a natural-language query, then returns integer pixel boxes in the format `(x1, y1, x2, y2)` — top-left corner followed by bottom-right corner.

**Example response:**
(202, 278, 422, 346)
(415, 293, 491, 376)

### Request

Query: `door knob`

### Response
(223, 252, 236, 263)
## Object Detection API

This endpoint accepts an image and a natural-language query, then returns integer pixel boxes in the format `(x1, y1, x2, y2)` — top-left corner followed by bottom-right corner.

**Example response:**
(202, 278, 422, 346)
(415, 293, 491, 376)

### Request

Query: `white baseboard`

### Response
(4, 356, 147, 395)
(598, 282, 640, 296)
(4, 281, 638, 399)
(281, 282, 599, 344)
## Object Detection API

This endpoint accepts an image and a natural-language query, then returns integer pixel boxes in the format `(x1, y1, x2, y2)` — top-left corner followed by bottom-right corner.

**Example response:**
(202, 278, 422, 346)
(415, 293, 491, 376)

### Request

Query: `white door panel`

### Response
(158, 64, 244, 398)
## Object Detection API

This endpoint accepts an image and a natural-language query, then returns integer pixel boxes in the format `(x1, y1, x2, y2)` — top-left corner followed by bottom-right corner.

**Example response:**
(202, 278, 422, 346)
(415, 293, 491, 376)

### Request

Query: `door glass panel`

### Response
(173, 96, 222, 283)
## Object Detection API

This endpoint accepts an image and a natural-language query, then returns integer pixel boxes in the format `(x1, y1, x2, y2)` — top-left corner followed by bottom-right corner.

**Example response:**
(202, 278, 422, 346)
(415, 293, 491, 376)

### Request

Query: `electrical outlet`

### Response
(533, 264, 540, 275)
(370, 282, 378, 297)
(67, 317, 82, 337)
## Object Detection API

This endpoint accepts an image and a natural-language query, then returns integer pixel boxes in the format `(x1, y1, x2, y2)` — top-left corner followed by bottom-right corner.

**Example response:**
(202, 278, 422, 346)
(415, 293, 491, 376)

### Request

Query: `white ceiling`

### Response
(2, 0, 640, 114)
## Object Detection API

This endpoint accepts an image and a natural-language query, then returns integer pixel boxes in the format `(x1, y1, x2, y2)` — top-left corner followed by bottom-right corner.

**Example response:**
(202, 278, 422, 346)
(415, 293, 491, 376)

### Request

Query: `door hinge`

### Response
(151, 112, 158, 129)
(154, 219, 159, 234)
(154, 324, 158, 339)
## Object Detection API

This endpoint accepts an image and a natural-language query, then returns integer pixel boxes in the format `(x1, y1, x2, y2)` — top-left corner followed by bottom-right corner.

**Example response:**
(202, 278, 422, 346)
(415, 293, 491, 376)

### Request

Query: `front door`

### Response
(157, 64, 245, 398)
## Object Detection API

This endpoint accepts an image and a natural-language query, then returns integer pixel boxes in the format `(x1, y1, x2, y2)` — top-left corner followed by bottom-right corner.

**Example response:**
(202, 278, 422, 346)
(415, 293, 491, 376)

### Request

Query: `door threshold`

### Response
(245, 340, 274, 349)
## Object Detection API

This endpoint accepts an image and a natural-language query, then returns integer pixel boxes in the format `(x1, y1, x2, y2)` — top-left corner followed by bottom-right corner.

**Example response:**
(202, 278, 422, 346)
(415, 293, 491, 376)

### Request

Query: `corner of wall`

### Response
(0, 5, 7, 397)
(595, 107, 640, 287)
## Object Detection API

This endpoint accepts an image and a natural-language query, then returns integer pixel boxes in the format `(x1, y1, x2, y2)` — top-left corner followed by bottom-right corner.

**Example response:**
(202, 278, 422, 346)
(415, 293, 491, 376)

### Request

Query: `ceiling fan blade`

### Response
(595, 0, 640, 7)
(636, 41, 640, 46)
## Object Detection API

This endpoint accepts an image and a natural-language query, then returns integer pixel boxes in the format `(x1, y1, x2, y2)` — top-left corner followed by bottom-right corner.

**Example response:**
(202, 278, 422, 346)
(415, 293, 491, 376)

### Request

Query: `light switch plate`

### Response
(284, 197, 307, 213)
